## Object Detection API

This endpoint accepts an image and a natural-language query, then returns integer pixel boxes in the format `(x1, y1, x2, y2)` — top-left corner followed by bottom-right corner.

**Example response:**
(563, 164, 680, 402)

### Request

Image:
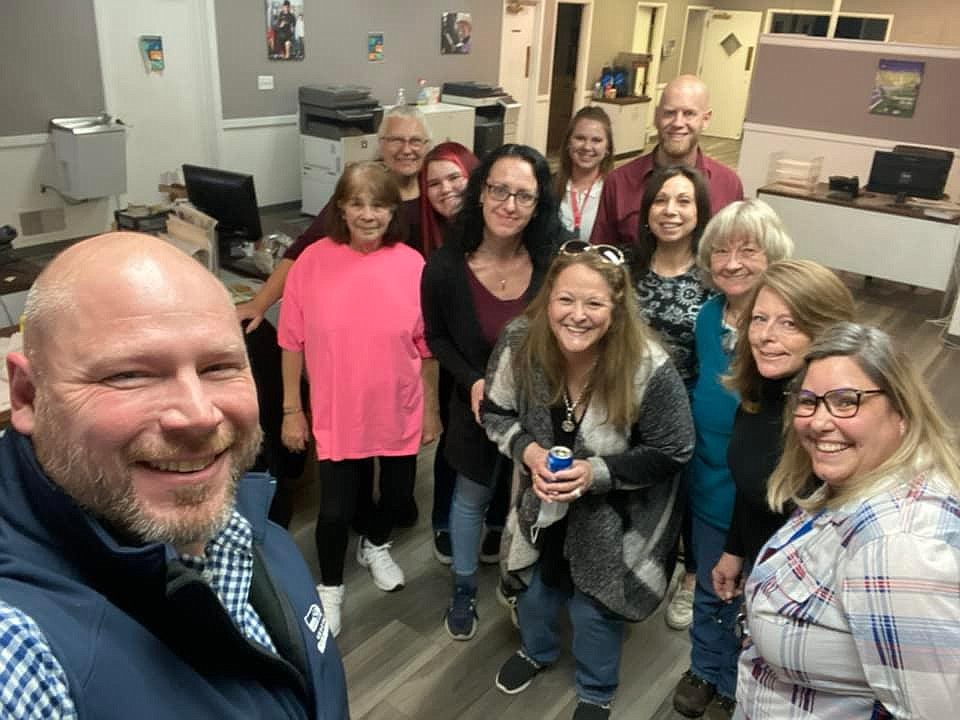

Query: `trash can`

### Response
(49, 114, 127, 200)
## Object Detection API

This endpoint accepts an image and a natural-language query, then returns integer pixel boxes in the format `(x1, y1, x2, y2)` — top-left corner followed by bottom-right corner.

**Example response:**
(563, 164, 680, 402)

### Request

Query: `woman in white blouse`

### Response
(737, 322, 960, 719)
(555, 107, 614, 242)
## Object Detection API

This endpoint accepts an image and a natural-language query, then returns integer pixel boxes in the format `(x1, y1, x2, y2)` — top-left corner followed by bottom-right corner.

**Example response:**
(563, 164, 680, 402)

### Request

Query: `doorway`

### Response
(632, 3, 666, 144)
(499, 2, 540, 146)
(698, 10, 762, 139)
(679, 6, 711, 76)
(546, 4, 585, 155)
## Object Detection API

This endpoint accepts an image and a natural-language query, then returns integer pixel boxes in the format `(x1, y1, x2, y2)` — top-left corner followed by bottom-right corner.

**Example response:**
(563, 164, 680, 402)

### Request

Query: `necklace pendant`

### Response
(561, 418, 576, 433)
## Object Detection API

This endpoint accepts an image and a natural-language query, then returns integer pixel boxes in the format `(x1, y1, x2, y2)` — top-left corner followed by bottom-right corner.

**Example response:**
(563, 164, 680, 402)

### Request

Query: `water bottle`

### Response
(395, 88, 407, 106)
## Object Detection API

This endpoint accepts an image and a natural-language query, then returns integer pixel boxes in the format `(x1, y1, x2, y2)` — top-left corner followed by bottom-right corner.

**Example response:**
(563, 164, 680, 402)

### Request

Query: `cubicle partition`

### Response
(738, 35, 960, 199)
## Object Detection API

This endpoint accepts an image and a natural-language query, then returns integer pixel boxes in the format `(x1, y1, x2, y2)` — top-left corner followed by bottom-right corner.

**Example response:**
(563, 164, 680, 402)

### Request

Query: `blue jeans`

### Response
(519, 566, 624, 705)
(689, 514, 740, 699)
(450, 474, 496, 583)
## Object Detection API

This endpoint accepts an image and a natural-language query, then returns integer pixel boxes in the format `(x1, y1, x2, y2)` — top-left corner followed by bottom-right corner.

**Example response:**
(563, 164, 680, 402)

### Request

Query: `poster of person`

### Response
(266, 0, 304, 60)
(441, 12, 472, 54)
(869, 59, 924, 118)
(368, 32, 384, 62)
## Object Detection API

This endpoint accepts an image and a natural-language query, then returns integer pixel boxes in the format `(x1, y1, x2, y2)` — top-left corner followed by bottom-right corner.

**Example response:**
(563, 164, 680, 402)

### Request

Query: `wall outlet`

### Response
(257, 75, 275, 90)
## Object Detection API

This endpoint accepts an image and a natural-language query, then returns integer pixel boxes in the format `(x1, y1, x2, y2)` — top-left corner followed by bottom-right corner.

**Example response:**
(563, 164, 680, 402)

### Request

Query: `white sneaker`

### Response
(665, 584, 694, 630)
(316, 584, 344, 637)
(356, 537, 405, 591)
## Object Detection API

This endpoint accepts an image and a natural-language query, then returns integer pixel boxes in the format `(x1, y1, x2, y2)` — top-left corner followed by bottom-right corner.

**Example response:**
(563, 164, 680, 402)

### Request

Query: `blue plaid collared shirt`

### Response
(0, 511, 276, 719)
(737, 468, 960, 719)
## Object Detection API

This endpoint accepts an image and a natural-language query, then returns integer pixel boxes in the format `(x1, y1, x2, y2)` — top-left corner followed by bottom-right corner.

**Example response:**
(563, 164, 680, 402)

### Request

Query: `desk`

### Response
(758, 183, 960, 310)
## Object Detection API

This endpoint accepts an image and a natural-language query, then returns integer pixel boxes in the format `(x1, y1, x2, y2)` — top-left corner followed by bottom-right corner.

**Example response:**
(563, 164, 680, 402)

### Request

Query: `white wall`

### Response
(1, 0, 220, 248)
(738, 122, 960, 200)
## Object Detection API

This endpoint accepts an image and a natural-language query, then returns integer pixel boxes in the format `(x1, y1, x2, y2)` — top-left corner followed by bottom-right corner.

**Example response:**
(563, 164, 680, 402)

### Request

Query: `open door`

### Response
(499, 2, 539, 145)
(633, 3, 666, 144)
(698, 10, 762, 140)
(546, 4, 585, 155)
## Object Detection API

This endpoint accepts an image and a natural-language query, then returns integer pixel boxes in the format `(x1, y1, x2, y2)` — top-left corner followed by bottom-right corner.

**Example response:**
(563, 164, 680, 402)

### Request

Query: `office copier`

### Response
(441, 82, 521, 160)
(299, 84, 383, 214)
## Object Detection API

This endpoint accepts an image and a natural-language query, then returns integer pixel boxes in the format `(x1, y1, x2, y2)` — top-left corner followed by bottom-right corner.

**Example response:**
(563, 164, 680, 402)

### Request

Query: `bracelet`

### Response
(282, 407, 303, 416)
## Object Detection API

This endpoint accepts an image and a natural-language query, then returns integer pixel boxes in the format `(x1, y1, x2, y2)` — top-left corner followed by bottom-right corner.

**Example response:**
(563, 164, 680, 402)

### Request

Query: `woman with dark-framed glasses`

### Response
(421, 144, 562, 641)
(483, 243, 694, 719)
(737, 322, 960, 719)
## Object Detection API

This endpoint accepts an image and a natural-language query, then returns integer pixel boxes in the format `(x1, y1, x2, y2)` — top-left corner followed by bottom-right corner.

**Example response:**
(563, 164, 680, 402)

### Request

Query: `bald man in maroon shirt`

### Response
(590, 75, 743, 248)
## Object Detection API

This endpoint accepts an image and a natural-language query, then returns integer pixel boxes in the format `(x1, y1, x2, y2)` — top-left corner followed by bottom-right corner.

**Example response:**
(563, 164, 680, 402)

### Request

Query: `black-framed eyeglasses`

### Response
(558, 239, 625, 266)
(791, 388, 885, 418)
(484, 182, 538, 208)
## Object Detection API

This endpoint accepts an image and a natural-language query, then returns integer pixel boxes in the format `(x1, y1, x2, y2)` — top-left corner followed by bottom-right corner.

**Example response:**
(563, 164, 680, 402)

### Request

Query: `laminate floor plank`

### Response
(268, 137, 960, 719)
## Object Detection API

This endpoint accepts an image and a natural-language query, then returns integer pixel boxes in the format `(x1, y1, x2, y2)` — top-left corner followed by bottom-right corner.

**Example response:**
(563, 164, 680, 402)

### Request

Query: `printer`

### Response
(441, 81, 521, 160)
(299, 84, 383, 214)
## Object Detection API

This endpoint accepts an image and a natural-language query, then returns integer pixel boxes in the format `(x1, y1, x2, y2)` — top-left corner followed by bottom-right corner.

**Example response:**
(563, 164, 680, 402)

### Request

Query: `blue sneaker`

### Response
(444, 584, 478, 640)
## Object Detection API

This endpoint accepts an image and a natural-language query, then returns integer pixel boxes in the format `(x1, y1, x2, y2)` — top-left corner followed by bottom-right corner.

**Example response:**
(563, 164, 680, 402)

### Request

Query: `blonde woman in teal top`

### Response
(671, 200, 793, 719)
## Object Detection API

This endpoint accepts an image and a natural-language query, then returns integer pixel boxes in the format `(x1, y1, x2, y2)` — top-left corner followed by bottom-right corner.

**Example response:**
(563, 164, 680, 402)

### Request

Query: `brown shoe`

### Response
(673, 670, 716, 718)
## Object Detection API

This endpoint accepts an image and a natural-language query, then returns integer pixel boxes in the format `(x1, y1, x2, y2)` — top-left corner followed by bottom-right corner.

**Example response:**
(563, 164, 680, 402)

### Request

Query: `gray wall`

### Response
(747, 42, 960, 147)
(215, 0, 503, 117)
(0, 0, 105, 135)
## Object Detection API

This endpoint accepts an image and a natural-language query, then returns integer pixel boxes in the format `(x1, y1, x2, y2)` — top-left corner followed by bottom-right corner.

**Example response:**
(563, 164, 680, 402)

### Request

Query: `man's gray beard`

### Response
(32, 404, 263, 550)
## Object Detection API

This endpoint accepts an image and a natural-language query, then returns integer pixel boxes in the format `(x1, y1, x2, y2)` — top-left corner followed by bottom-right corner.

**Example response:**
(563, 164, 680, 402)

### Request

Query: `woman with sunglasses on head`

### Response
(555, 107, 614, 243)
(671, 200, 794, 720)
(421, 144, 562, 640)
(483, 243, 694, 720)
(416, 142, 481, 564)
(737, 322, 960, 719)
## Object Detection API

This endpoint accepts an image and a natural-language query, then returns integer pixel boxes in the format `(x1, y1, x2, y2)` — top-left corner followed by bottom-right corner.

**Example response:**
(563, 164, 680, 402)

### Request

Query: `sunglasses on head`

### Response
(558, 239, 625, 266)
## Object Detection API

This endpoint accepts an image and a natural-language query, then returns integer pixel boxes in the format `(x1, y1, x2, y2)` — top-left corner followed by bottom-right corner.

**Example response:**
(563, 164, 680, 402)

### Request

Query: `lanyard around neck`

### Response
(569, 179, 597, 234)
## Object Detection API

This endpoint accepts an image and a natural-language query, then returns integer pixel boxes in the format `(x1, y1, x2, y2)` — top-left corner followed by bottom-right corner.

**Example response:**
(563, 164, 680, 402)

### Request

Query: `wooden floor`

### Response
(275, 137, 960, 719)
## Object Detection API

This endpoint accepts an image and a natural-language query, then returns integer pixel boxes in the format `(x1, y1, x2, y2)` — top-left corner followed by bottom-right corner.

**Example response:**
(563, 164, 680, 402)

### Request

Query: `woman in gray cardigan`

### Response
(483, 243, 695, 720)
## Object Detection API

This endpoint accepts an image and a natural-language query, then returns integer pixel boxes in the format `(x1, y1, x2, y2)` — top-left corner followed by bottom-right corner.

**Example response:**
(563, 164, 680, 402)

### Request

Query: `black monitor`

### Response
(182, 164, 263, 246)
(865, 147, 952, 200)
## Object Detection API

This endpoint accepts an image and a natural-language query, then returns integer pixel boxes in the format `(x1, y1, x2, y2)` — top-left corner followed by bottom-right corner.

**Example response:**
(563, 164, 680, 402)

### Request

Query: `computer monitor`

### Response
(865, 147, 952, 200)
(182, 164, 263, 246)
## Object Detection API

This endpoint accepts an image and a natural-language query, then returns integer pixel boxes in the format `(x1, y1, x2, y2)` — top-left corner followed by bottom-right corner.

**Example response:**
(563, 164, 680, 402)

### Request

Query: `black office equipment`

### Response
(865, 147, 953, 200)
(828, 175, 860, 199)
(182, 164, 263, 276)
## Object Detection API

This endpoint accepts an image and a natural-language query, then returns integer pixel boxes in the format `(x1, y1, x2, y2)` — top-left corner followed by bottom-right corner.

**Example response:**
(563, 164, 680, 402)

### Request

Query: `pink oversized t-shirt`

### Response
(277, 238, 430, 460)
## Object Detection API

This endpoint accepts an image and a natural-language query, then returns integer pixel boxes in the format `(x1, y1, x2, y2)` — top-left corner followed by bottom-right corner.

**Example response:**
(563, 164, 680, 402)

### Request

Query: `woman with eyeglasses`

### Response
(737, 322, 960, 719)
(482, 243, 694, 719)
(277, 162, 440, 638)
(712, 261, 856, 611)
(672, 200, 794, 719)
(554, 106, 614, 243)
(421, 144, 562, 640)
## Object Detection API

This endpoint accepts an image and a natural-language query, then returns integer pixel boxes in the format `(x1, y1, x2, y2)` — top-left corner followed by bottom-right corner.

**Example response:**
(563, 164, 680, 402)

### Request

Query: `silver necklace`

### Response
(562, 385, 590, 433)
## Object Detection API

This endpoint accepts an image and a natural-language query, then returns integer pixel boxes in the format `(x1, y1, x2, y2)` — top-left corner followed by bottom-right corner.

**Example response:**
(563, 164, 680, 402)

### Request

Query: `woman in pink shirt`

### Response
(278, 161, 440, 638)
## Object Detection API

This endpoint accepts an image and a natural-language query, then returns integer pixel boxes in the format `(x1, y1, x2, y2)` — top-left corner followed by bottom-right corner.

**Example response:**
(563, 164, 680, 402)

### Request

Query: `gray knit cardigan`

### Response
(482, 317, 695, 622)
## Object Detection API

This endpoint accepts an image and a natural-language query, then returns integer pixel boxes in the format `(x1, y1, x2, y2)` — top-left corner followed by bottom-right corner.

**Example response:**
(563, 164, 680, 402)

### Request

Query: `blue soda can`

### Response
(547, 446, 573, 475)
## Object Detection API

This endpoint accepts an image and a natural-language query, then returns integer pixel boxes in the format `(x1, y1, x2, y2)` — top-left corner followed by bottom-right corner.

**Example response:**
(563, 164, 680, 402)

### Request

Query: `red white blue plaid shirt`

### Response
(736, 467, 960, 719)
